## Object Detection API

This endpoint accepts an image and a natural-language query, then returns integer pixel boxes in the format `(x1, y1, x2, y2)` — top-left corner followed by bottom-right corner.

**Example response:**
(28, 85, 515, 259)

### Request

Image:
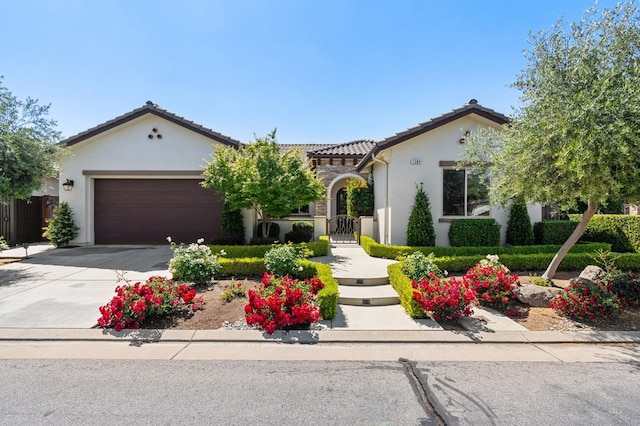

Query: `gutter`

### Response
(371, 152, 389, 244)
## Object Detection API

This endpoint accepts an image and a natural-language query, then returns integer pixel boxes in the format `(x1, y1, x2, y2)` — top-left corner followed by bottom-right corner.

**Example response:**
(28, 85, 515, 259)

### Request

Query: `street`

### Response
(1, 358, 639, 425)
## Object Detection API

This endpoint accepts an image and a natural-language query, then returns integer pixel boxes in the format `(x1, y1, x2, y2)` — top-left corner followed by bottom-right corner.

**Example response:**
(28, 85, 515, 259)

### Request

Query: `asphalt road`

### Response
(1, 359, 640, 425)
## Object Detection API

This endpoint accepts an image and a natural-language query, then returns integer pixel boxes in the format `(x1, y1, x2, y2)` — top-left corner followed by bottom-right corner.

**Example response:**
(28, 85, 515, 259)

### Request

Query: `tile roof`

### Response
(59, 101, 241, 147)
(357, 99, 508, 172)
(279, 143, 336, 155)
(307, 139, 375, 157)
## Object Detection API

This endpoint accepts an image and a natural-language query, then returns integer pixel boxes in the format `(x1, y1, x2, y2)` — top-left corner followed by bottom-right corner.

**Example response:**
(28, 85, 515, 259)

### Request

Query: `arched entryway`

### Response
(326, 173, 366, 243)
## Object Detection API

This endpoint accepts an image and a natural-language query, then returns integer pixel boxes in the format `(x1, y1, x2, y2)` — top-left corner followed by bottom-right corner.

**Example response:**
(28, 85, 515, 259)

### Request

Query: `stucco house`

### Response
(57, 99, 541, 246)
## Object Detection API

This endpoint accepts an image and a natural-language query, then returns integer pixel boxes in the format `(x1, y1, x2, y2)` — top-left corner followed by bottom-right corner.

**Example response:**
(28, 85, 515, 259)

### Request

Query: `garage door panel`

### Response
(94, 179, 223, 244)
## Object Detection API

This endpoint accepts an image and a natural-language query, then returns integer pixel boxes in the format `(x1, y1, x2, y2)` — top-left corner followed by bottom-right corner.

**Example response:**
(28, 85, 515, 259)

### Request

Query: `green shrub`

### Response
(346, 179, 373, 217)
(219, 258, 266, 277)
(551, 282, 620, 319)
(303, 261, 339, 320)
(210, 238, 328, 259)
(406, 184, 436, 246)
(216, 202, 245, 245)
(168, 239, 223, 284)
(307, 236, 330, 257)
(600, 271, 640, 307)
(568, 214, 640, 253)
(0, 236, 8, 251)
(284, 221, 314, 243)
(42, 202, 79, 248)
(255, 222, 280, 239)
(448, 219, 500, 247)
(401, 252, 442, 281)
(388, 263, 426, 318)
(506, 198, 534, 246)
(263, 243, 311, 277)
(533, 221, 578, 245)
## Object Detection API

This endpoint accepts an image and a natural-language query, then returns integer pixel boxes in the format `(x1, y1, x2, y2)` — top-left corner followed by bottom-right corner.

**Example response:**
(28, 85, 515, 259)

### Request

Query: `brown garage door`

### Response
(94, 179, 223, 244)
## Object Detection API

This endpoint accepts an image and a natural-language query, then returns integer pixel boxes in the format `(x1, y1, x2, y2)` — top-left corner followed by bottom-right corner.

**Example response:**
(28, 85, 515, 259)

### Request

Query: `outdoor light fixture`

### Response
(62, 179, 74, 191)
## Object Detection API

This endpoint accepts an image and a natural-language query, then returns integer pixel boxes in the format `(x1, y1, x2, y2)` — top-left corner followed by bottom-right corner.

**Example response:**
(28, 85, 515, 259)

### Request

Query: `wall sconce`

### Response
(62, 179, 74, 191)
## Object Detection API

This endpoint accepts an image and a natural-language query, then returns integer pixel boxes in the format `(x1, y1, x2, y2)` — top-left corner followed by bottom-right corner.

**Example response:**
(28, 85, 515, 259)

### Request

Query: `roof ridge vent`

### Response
(468, 99, 478, 105)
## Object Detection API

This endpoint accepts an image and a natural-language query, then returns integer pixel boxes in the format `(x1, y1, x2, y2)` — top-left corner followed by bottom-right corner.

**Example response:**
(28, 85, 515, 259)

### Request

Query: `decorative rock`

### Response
(569, 265, 605, 286)
(515, 284, 562, 307)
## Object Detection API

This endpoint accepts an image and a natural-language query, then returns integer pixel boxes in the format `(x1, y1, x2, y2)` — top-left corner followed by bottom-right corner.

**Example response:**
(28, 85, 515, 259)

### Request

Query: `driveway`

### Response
(0, 245, 171, 328)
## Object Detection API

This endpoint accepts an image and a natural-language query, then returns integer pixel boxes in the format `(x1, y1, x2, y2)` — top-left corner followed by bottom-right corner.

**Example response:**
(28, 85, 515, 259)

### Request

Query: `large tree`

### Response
(0, 79, 63, 202)
(201, 130, 325, 238)
(462, 2, 640, 279)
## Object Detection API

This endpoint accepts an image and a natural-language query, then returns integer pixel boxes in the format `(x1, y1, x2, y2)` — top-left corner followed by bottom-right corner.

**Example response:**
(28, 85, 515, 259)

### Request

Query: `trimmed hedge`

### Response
(533, 221, 578, 245)
(210, 236, 329, 259)
(219, 257, 265, 277)
(448, 219, 501, 247)
(388, 263, 426, 318)
(359, 235, 610, 259)
(568, 214, 640, 253)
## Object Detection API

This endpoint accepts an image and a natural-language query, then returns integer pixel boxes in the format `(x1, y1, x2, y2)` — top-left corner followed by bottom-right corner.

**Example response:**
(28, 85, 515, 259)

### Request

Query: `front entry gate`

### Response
(328, 215, 358, 243)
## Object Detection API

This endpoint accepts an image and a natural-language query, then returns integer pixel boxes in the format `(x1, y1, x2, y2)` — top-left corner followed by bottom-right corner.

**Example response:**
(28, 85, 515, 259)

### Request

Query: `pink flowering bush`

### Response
(465, 255, 520, 305)
(244, 273, 324, 334)
(98, 276, 204, 331)
(412, 273, 476, 321)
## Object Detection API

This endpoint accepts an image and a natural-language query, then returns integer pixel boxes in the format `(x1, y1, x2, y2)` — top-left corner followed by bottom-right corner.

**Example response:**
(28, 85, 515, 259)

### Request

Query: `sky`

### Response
(0, 0, 622, 144)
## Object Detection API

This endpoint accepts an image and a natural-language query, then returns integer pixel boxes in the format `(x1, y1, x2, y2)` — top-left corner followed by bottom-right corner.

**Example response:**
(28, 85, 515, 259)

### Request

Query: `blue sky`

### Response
(1, 0, 619, 144)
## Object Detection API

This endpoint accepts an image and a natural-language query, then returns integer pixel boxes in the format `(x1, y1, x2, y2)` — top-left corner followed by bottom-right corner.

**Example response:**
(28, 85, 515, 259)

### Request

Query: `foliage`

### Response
(285, 221, 314, 243)
(506, 198, 534, 246)
(0, 79, 64, 202)
(301, 260, 338, 319)
(244, 273, 324, 334)
(569, 214, 640, 253)
(211, 236, 328, 259)
(406, 184, 436, 246)
(448, 219, 500, 247)
(346, 179, 374, 217)
(42, 201, 79, 247)
(263, 243, 312, 277)
(0, 236, 8, 251)
(533, 221, 578, 245)
(600, 271, 640, 309)
(219, 257, 266, 277)
(412, 274, 476, 321)
(401, 251, 443, 281)
(215, 201, 245, 245)
(532, 276, 552, 287)
(220, 282, 247, 302)
(550, 281, 620, 320)
(202, 130, 325, 238)
(461, 3, 640, 278)
(465, 255, 521, 305)
(255, 222, 280, 239)
(97, 275, 203, 331)
(388, 263, 427, 318)
(168, 238, 223, 285)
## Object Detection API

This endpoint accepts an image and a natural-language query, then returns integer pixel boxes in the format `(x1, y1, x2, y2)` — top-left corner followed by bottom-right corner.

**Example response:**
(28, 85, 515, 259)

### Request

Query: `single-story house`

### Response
(57, 99, 541, 246)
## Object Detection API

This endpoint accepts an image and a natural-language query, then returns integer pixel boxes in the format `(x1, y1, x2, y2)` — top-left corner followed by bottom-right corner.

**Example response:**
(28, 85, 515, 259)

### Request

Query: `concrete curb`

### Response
(2, 328, 640, 345)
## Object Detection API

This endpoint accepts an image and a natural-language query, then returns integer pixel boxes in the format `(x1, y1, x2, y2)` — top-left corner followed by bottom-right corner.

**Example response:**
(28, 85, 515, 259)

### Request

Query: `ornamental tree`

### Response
(462, 2, 640, 279)
(406, 183, 436, 246)
(0, 78, 64, 202)
(201, 130, 325, 238)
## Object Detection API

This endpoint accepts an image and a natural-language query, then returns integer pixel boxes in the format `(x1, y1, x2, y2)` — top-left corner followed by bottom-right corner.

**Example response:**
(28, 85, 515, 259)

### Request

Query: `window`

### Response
(290, 204, 310, 215)
(442, 169, 490, 216)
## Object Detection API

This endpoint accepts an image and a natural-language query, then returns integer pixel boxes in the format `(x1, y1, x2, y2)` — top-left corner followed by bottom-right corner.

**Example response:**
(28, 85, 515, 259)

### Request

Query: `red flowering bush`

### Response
(98, 276, 204, 331)
(600, 271, 640, 309)
(550, 282, 620, 320)
(465, 255, 520, 305)
(412, 273, 476, 321)
(244, 273, 324, 334)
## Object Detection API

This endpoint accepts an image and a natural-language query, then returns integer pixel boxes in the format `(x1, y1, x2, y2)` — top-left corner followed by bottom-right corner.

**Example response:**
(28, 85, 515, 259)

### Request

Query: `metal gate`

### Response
(327, 215, 358, 243)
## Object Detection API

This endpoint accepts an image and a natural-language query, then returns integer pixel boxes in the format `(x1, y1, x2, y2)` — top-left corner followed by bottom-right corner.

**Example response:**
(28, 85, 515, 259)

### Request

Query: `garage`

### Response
(94, 179, 223, 244)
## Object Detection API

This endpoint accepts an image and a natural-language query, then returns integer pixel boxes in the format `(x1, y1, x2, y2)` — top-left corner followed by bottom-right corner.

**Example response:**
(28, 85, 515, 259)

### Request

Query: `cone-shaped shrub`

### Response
(407, 184, 436, 246)
(506, 198, 534, 246)
(43, 202, 79, 248)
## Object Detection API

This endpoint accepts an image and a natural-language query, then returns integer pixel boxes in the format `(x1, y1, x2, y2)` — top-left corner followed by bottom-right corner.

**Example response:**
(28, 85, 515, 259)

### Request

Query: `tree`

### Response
(201, 130, 325, 238)
(346, 179, 374, 217)
(0, 78, 63, 202)
(42, 202, 79, 247)
(406, 183, 436, 246)
(506, 198, 534, 246)
(462, 2, 640, 279)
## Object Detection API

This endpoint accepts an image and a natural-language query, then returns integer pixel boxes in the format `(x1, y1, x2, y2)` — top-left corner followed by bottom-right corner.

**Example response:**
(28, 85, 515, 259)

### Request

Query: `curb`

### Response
(2, 328, 640, 345)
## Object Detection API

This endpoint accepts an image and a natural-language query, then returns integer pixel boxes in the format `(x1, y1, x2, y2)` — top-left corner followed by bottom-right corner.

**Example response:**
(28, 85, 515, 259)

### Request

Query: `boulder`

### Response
(569, 265, 605, 286)
(515, 284, 562, 308)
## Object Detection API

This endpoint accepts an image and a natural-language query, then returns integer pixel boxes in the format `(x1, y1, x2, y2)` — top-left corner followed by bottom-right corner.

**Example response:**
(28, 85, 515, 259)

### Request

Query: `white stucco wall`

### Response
(32, 177, 59, 197)
(58, 114, 227, 244)
(371, 114, 542, 247)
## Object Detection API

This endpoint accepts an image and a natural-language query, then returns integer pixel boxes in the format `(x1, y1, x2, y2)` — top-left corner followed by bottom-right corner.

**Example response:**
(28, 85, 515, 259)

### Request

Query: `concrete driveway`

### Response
(0, 245, 171, 328)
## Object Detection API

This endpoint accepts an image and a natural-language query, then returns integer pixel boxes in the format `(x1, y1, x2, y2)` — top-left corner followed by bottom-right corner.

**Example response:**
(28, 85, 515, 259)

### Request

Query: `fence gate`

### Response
(328, 215, 358, 243)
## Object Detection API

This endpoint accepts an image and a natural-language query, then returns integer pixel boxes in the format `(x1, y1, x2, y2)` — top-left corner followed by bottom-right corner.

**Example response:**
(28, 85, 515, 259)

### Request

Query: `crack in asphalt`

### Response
(399, 357, 448, 425)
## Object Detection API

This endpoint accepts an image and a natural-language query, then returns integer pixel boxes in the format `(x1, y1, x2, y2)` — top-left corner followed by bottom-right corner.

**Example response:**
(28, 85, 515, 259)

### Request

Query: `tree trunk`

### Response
(542, 201, 598, 280)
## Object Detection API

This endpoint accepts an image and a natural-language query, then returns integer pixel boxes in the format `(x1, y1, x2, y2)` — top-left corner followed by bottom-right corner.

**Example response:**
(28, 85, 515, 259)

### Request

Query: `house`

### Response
(57, 99, 541, 246)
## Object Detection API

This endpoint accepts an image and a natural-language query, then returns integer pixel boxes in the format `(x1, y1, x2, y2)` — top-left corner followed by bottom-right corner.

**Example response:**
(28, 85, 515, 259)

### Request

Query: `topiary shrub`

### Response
(448, 219, 500, 247)
(506, 198, 534, 246)
(533, 221, 578, 245)
(215, 202, 245, 245)
(568, 214, 640, 253)
(284, 221, 313, 243)
(42, 201, 79, 248)
(406, 184, 435, 246)
(346, 179, 374, 217)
